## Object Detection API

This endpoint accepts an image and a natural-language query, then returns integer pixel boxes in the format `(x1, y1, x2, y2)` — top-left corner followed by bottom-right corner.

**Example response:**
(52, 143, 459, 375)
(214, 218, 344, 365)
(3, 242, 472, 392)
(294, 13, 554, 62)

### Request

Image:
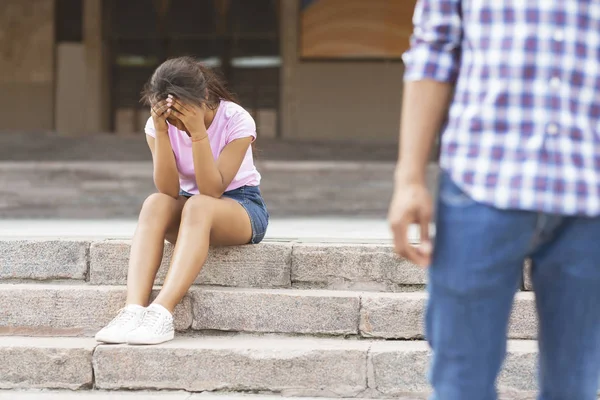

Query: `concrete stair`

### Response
(1, 336, 537, 397)
(0, 392, 398, 400)
(1, 285, 536, 339)
(0, 394, 543, 400)
(0, 239, 537, 398)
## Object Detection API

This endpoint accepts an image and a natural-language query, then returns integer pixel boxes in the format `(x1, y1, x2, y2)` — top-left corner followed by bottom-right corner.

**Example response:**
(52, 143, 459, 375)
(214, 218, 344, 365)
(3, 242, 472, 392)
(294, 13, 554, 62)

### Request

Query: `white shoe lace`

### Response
(139, 308, 172, 335)
(106, 308, 138, 328)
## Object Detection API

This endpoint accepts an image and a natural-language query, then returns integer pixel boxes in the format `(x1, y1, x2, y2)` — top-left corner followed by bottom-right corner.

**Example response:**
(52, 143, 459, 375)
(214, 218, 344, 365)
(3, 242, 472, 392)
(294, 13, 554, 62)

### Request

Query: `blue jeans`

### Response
(428, 173, 600, 400)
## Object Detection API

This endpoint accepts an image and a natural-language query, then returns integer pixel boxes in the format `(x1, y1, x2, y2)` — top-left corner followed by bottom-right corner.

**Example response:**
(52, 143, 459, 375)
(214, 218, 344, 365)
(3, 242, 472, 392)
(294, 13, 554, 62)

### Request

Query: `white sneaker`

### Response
(95, 304, 146, 344)
(126, 303, 174, 345)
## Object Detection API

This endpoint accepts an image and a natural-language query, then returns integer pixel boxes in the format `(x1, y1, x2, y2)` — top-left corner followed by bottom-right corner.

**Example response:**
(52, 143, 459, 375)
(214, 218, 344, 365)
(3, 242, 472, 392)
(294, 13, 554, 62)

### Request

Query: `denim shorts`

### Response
(179, 185, 269, 244)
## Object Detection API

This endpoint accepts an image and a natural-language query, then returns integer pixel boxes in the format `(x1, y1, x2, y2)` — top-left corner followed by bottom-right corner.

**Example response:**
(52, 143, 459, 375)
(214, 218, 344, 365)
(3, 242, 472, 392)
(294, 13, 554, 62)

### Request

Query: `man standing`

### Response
(389, 1, 600, 399)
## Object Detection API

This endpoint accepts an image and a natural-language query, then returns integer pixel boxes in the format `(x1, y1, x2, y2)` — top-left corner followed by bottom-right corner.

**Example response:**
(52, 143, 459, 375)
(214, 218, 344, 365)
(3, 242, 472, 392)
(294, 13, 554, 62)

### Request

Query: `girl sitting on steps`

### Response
(95, 56, 269, 345)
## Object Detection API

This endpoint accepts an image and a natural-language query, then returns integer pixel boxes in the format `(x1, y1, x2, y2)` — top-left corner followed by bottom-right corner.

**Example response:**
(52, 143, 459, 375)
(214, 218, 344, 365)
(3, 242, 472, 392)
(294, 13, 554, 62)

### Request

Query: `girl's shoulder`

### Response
(216, 101, 257, 143)
(220, 101, 255, 126)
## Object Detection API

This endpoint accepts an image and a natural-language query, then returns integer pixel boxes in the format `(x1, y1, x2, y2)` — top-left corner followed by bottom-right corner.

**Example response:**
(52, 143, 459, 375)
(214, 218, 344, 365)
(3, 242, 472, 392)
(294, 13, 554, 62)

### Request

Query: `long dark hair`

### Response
(141, 56, 237, 110)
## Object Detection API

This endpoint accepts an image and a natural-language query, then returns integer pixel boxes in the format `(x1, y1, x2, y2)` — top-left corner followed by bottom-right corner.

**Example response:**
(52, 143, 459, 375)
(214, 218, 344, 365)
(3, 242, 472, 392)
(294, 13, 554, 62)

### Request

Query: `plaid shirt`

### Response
(403, 0, 600, 216)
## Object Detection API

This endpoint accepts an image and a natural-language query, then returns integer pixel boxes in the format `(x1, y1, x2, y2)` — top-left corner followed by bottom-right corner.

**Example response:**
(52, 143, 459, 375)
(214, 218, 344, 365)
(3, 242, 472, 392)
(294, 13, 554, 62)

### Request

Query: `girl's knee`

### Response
(142, 193, 177, 210)
(139, 193, 179, 222)
(181, 195, 215, 222)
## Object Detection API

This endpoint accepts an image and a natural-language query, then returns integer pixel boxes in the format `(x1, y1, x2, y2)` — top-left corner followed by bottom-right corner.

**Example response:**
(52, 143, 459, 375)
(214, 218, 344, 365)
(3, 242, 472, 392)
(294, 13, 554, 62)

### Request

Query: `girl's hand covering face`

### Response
(150, 99, 171, 135)
(166, 95, 208, 139)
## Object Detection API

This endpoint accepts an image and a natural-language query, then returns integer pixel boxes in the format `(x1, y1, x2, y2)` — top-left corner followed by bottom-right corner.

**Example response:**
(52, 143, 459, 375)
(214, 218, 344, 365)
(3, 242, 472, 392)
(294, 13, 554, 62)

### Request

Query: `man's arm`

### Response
(389, 0, 462, 266)
(396, 81, 453, 184)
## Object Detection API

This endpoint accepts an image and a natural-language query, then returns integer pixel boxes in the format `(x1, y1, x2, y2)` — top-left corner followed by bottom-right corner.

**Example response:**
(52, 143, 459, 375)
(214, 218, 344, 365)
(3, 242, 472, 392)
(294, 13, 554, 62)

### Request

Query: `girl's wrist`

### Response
(190, 127, 208, 141)
(191, 134, 208, 143)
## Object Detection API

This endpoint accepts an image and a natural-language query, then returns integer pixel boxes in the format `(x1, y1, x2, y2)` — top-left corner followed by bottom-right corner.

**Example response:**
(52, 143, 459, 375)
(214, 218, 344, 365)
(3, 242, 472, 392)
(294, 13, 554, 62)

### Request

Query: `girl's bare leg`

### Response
(126, 193, 188, 306)
(152, 194, 252, 312)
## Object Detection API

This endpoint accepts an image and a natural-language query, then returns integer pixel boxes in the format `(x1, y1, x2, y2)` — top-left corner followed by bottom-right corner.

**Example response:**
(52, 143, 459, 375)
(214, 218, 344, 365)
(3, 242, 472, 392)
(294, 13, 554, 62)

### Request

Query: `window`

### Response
(105, 0, 280, 134)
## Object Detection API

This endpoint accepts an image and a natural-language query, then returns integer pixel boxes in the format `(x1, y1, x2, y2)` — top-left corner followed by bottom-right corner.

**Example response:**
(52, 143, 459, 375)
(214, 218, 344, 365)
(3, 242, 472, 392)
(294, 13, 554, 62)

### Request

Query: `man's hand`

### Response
(388, 179, 433, 267)
(167, 95, 208, 139)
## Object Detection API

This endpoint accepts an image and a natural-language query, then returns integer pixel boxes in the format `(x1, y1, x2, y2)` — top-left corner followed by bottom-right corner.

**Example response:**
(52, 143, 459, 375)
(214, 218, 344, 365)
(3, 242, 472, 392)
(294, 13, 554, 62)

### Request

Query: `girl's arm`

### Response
(146, 135, 180, 198)
(169, 99, 253, 198)
(146, 101, 180, 198)
(191, 133, 252, 198)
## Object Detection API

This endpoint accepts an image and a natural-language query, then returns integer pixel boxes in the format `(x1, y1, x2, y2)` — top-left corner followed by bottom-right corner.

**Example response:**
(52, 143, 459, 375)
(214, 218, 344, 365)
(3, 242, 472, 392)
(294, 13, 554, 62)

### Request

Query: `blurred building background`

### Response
(0, 0, 416, 143)
(0, 0, 439, 222)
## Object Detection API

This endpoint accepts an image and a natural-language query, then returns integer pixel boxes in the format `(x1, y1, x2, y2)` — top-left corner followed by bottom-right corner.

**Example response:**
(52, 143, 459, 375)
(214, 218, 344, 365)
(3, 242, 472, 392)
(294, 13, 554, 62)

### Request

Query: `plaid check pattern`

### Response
(404, 0, 600, 216)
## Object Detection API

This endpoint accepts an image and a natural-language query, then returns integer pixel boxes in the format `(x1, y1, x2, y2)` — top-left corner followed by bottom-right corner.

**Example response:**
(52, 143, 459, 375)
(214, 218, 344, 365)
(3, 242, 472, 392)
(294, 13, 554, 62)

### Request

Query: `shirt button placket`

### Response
(547, 24, 563, 137)
(547, 73, 561, 134)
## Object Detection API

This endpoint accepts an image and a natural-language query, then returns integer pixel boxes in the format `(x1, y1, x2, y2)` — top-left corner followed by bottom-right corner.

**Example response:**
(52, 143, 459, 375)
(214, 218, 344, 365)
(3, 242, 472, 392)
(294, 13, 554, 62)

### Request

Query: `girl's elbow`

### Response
(159, 190, 179, 199)
(202, 189, 223, 199)
(155, 184, 179, 199)
(198, 185, 224, 199)
(195, 180, 225, 199)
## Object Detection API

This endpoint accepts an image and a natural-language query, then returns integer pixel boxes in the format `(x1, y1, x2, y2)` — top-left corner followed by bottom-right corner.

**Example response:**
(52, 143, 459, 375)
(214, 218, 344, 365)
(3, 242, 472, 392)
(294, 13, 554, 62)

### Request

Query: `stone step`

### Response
(0, 390, 541, 400)
(0, 337, 95, 390)
(0, 239, 531, 291)
(0, 284, 537, 339)
(0, 239, 426, 290)
(0, 391, 390, 400)
(0, 335, 538, 396)
(0, 336, 537, 398)
(0, 240, 293, 289)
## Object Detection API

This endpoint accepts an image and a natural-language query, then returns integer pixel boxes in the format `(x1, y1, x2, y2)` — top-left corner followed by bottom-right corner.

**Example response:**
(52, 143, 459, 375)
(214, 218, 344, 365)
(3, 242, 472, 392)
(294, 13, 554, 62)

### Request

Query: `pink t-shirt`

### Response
(145, 100, 261, 194)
